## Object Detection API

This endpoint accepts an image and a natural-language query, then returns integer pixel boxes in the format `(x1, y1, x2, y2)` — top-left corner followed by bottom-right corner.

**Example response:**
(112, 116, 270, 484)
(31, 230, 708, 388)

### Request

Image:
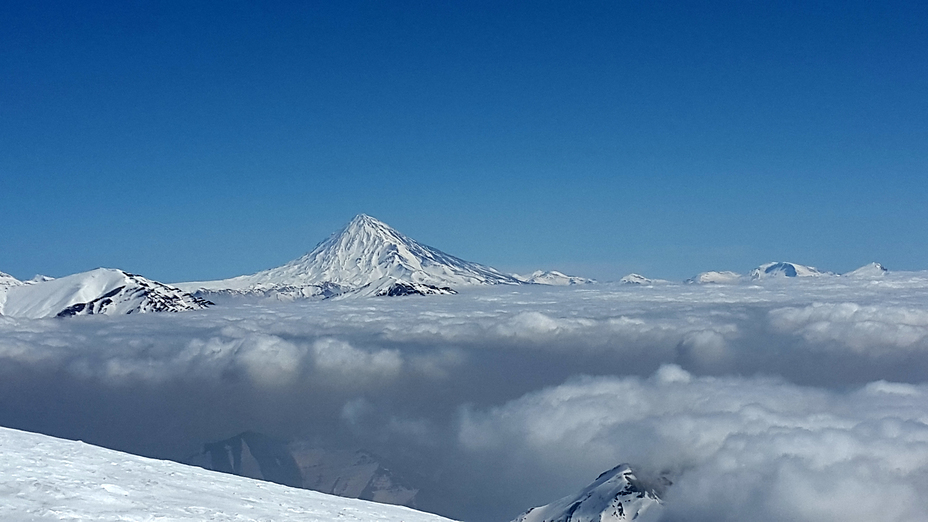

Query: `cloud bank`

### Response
(2, 275, 928, 520)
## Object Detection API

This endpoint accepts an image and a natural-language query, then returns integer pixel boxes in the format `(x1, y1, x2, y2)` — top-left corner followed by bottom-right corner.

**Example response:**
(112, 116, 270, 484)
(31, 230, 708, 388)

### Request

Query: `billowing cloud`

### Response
(2, 276, 928, 521)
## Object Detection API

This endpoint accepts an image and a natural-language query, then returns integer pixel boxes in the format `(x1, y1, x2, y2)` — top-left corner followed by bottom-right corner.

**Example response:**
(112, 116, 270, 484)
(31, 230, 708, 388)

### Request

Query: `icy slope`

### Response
(619, 273, 670, 285)
(684, 270, 744, 284)
(181, 214, 521, 297)
(750, 261, 834, 280)
(0, 426, 455, 522)
(514, 270, 596, 285)
(512, 464, 664, 522)
(0, 268, 211, 318)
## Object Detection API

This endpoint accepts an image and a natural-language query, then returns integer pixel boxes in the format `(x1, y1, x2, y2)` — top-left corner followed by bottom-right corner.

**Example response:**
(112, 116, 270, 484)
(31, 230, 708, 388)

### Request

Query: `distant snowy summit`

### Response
(620, 273, 669, 285)
(180, 214, 527, 299)
(515, 270, 596, 286)
(844, 262, 888, 278)
(684, 270, 744, 285)
(512, 464, 665, 522)
(750, 261, 835, 280)
(0, 268, 211, 319)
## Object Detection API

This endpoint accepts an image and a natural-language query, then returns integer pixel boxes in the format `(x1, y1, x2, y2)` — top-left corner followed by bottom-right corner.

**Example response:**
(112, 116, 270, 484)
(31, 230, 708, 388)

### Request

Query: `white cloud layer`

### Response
(2, 274, 928, 520)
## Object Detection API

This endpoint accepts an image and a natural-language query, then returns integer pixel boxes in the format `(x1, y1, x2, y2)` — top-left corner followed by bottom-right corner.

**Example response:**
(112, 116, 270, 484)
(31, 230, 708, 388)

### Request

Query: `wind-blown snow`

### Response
(179, 214, 521, 297)
(0, 425, 454, 522)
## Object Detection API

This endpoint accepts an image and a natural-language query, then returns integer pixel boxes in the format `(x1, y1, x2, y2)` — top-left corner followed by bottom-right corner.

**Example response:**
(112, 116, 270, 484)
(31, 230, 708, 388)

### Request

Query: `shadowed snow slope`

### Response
(513, 464, 663, 522)
(0, 426, 454, 522)
(179, 214, 521, 297)
(0, 268, 211, 318)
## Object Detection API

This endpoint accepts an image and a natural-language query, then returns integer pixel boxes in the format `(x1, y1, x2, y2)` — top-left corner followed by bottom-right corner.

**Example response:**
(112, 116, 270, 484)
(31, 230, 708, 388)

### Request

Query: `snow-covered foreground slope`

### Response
(0, 268, 211, 318)
(179, 214, 522, 298)
(513, 464, 663, 522)
(0, 426, 454, 522)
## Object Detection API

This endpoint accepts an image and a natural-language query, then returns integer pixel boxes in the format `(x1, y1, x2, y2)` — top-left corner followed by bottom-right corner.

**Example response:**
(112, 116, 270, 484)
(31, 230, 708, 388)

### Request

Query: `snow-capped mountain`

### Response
(515, 270, 596, 286)
(684, 271, 745, 285)
(0, 268, 212, 318)
(187, 432, 420, 508)
(750, 262, 834, 280)
(512, 464, 665, 522)
(0, 426, 454, 522)
(619, 273, 669, 285)
(844, 262, 888, 278)
(180, 214, 522, 298)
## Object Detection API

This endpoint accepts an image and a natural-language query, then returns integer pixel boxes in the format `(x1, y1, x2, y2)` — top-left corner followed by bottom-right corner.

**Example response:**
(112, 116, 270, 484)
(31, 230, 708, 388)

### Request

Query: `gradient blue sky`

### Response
(2, 1, 926, 283)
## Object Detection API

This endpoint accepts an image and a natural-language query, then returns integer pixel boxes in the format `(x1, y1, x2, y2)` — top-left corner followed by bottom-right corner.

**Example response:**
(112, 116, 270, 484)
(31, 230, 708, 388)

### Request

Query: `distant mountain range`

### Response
(0, 213, 899, 318)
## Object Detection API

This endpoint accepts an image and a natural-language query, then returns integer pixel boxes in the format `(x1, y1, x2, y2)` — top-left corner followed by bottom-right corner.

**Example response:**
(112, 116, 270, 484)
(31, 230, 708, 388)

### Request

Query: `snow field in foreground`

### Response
(0, 426, 455, 522)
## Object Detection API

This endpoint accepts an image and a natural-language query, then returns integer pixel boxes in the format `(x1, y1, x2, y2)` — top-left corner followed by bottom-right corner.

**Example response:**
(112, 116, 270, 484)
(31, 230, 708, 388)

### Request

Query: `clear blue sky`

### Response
(2, 1, 926, 282)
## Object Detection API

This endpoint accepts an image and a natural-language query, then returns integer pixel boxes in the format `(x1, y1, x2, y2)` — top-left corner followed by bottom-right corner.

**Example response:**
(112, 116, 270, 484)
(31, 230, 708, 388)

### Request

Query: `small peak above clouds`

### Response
(619, 273, 670, 285)
(684, 271, 744, 285)
(514, 270, 596, 286)
(750, 262, 835, 280)
(844, 262, 889, 278)
(513, 464, 664, 522)
(180, 214, 522, 298)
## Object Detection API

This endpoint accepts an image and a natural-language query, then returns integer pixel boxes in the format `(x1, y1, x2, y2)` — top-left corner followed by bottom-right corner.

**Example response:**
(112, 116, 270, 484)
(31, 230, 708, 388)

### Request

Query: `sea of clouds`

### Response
(3, 274, 928, 521)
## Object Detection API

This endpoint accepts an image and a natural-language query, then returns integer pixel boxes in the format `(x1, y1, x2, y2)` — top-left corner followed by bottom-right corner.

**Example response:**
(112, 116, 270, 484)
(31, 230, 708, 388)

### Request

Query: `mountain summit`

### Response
(181, 214, 522, 298)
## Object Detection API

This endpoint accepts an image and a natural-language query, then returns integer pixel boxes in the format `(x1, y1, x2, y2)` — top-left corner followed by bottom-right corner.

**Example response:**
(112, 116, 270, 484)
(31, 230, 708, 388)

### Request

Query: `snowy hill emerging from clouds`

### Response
(512, 464, 664, 522)
(845, 262, 888, 278)
(0, 268, 211, 318)
(515, 270, 596, 286)
(750, 262, 834, 280)
(180, 214, 522, 298)
(684, 270, 745, 285)
(0, 426, 454, 522)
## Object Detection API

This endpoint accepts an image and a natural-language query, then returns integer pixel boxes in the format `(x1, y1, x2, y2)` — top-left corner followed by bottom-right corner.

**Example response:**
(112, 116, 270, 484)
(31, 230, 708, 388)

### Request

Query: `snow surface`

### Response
(513, 464, 663, 522)
(179, 214, 522, 298)
(0, 268, 211, 318)
(514, 270, 596, 286)
(0, 425, 455, 522)
(750, 261, 834, 279)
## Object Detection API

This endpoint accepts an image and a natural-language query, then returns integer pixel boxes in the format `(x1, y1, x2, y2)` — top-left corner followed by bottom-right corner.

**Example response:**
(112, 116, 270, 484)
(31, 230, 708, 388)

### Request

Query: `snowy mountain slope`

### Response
(619, 273, 670, 285)
(512, 464, 664, 522)
(188, 432, 420, 507)
(844, 262, 888, 278)
(514, 270, 596, 285)
(180, 214, 521, 298)
(0, 426, 455, 522)
(0, 271, 24, 310)
(684, 271, 745, 284)
(750, 262, 834, 280)
(0, 268, 212, 318)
